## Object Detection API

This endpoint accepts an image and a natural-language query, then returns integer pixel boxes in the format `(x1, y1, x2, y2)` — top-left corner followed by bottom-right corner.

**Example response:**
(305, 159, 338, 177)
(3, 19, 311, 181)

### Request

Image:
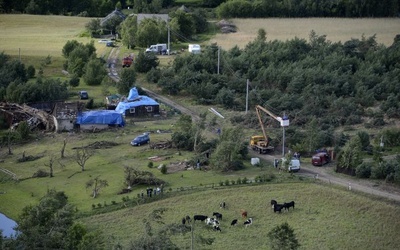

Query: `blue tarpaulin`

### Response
(115, 87, 159, 114)
(76, 110, 125, 126)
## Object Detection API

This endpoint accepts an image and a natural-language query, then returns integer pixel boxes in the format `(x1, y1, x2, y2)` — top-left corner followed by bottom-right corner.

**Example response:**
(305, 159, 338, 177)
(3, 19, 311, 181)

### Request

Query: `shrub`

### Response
(92, 204, 96, 209)
(236, 177, 242, 184)
(355, 162, 372, 178)
(32, 169, 49, 178)
(148, 162, 154, 168)
(17, 121, 30, 140)
(231, 180, 235, 185)
(225, 179, 230, 186)
(27, 65, 35, 78)
(219, 181, 224, 186)
(160, 164, 167, 174)
(242, 177, 248, 184)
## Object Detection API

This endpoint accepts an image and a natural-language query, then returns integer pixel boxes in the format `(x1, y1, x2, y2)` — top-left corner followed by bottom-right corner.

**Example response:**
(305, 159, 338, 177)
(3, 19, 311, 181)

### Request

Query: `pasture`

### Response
(210, 18, 400, 49)
(80, 183, 400, 249)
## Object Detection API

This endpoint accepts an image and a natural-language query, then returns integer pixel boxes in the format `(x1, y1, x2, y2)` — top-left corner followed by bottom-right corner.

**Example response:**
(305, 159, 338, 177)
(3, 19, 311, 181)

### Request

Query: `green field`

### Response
(1, 14, 400, 249)
(80, 183, 400, 249)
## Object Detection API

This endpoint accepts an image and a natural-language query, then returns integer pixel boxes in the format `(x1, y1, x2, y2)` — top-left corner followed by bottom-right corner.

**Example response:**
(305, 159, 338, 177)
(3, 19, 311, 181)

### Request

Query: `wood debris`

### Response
(149, 140, 172, 149)
(0, 102, 56, 131)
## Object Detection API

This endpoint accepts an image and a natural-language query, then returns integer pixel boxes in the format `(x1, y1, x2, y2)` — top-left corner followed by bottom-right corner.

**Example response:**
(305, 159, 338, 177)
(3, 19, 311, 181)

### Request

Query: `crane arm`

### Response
(255, 105, 289, 127)
(255, 106, 269, 144)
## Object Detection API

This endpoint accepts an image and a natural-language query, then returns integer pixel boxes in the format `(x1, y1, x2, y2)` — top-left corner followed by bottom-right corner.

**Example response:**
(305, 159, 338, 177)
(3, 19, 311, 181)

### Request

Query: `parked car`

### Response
(281, 158, 301, 172)
(312, 152, 330, 166)
(131, 133, 150, 146)
(79, 91, 88, 100)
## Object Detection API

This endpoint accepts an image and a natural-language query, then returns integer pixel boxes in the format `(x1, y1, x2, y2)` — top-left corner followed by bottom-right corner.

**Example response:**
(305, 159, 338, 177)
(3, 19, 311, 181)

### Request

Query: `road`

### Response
(249, 150, 400, 203)
(106, 45, 400, 203)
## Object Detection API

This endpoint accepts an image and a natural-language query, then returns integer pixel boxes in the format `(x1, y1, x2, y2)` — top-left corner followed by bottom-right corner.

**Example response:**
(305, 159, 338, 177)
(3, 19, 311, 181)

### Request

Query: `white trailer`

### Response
(188, 44, 201, 54)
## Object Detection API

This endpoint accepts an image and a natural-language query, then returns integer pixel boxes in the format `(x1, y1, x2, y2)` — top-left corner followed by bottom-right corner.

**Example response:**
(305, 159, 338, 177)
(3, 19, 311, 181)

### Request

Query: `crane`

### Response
(250, 105, 289, 154)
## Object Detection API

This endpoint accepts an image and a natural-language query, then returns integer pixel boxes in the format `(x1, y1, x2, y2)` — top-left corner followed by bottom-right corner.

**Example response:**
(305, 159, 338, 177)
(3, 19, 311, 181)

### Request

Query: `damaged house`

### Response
(115, 87, 159, 117)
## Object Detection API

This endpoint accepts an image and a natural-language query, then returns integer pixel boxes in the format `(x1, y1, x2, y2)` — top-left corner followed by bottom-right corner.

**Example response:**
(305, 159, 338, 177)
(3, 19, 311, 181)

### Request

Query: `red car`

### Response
(312, 152, 330, 166)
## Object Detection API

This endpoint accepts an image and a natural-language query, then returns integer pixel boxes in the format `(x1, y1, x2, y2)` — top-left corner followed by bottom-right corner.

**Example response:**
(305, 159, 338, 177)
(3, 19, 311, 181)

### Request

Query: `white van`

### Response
(281, 158, 301, 172)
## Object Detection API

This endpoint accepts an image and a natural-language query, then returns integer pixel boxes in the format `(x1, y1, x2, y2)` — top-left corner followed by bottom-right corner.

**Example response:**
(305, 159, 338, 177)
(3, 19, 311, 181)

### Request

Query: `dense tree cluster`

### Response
(3, 190, 105, 249)
(0, 52, 69, 103)
(118, 7, 208, 48)
(216, 0, 400, 18)
(336, 128, 400, 184)
(152, 31, 400, 131)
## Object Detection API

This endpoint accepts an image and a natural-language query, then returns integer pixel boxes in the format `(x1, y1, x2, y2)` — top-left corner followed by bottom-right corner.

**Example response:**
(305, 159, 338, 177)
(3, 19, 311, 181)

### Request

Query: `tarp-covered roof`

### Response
(76, 110, 125, 126)
(115, 87, 159, 114)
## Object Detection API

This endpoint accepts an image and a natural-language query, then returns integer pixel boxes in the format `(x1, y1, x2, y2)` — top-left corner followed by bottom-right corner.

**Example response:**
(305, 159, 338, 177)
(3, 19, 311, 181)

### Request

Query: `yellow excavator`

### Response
(250, 105, 289, 154)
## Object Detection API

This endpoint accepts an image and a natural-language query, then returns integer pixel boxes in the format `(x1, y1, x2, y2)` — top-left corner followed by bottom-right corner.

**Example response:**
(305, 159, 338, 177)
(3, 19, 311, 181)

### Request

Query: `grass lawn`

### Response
(80, 182, 400, 249)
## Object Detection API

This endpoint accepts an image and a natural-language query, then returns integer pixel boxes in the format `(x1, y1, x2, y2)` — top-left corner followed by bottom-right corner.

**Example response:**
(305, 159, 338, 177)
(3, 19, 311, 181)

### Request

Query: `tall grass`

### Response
(210, 18, 400, 49)
(80, 183, 400, 249)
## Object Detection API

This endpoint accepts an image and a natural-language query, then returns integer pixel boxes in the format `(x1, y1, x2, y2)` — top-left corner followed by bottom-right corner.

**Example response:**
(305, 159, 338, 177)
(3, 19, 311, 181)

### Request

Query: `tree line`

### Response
(216, 0, 400, 18)
(2, 0, 398, 18)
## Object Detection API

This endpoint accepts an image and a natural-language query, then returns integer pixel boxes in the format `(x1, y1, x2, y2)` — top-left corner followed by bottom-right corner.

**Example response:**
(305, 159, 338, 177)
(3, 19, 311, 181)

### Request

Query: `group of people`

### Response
(142, 186, 162, 198)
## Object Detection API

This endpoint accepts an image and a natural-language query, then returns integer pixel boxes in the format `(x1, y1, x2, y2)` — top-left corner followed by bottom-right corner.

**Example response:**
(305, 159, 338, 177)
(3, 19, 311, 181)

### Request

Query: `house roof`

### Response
(115, 87, 159, 114)
(100, 9, 126, 27)
(135, 13, 169, 24)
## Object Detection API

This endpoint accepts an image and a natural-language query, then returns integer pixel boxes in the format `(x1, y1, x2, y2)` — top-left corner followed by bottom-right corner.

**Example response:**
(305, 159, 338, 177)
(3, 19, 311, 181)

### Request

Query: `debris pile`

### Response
(150, 140, 172, 149)
(216, 19, 237, 33)
(0, 102, 56, 131)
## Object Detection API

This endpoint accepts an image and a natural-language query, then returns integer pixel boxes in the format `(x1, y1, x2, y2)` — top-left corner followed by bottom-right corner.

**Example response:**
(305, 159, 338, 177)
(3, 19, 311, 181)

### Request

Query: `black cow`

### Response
(270, 200, 277, 209)
(231, 219, 238, 226)
(283, 201, 295, 211)
(193, 215, 208, 222)
(182, 217, 186, 225)
(213, 212, 222, 220)
(273, 204, 284, 213)
(244, 218, 253, 227)
(220, 201, 226, 209)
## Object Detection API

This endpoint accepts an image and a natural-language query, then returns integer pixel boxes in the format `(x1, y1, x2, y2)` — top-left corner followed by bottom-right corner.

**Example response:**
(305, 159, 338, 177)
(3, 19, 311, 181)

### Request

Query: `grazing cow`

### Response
(270, 199, 277, 208)
(185, 215, 191, 223)
(273, 203, 284, 213)
(194, 215, 208, 222)
(244, 218, 253, 228)
(220, 201, 226, 209)
(241, 210, 248, 219)
(283, 201, 295, 211)
(231, 219, 238, 226)
(213, 225, 222, 232)
(213, 212, 223, 220)
(205, 217, 214, 225)
(182, 217, 186, 225)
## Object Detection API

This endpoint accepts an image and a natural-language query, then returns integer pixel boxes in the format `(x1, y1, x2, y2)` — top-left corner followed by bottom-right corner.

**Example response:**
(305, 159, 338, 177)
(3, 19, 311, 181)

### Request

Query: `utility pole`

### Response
(246, 79, 249, 114)
(217, 46, 220, 74)
(167, 20, 170, 55)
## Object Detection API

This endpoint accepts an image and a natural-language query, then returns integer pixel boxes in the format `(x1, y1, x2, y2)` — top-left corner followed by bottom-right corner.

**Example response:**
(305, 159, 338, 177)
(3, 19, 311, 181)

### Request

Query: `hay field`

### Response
(0, 14, 95, 58)
(210, 18, 400, 49)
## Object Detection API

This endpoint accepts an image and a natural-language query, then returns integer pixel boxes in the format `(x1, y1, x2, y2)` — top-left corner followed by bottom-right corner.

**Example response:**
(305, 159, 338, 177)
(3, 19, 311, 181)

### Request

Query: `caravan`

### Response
(188, 44, 201, 54)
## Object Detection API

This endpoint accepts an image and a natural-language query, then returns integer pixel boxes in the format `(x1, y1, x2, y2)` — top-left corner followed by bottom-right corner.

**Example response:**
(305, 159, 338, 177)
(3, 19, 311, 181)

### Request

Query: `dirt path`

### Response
(249, 150, 400, 203)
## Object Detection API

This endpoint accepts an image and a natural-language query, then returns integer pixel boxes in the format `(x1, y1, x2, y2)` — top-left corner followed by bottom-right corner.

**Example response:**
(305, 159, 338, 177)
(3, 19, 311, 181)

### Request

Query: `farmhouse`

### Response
(115, 88, 159, 117)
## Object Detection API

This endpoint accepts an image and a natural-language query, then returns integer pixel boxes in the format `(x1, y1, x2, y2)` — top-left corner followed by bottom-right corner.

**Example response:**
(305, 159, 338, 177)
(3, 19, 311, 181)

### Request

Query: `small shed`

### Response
(115, 88, 159, 117)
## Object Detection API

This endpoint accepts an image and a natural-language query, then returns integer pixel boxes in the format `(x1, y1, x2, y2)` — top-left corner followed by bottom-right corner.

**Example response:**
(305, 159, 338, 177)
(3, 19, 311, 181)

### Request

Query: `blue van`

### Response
(131, 133, 150, 146)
